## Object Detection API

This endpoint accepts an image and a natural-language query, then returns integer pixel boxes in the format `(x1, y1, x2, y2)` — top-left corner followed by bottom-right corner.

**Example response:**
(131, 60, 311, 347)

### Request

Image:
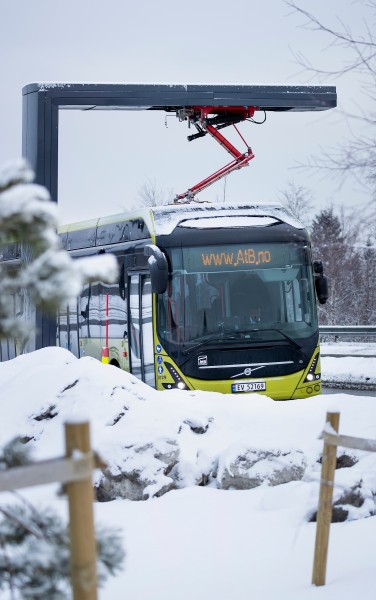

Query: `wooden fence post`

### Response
(312, 411, 340, 586)
(65, 421, 98, 600)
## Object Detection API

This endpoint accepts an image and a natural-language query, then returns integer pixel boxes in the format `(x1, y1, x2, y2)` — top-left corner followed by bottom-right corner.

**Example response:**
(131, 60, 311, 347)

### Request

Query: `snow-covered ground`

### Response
(0, 347, 375, 599)
(322, 343, 376, 389)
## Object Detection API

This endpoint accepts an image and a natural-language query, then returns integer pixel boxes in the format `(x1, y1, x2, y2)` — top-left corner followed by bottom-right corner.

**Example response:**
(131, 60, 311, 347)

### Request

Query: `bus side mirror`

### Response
(314, 260, 329, 305)
(144, 245, 168, 294)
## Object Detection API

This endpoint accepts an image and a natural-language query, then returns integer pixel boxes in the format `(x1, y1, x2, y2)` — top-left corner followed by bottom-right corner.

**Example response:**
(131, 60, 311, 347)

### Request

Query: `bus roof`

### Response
(149, 201, 305, 235)
(59, 202, 305, 248)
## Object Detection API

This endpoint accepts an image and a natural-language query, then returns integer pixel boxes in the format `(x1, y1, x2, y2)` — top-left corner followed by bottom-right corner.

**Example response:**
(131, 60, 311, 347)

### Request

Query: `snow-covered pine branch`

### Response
(0, 159, 118, 341)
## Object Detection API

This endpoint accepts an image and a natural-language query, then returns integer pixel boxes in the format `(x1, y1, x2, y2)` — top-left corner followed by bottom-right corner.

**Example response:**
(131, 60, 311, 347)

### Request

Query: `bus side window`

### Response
(79, 283, 100, 339)
(57, 304, 69, 350)
(300, 278, 311, 323)
(101, 279, 128, 340)
(284, 278, 306, 323)
(129, 274, 141, 366)
(68, 298, 79, 356)
(141, 276, 155, 387)
(283, 280, 295, 322)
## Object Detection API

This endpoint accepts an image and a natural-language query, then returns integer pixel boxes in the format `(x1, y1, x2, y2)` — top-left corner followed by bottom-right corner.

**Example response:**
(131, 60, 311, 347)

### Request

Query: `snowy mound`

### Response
(1, 348, 376, 521)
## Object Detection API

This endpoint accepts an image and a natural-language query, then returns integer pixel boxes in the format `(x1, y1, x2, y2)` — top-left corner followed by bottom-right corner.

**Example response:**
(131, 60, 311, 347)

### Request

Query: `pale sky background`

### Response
(0, 0, 373, 225)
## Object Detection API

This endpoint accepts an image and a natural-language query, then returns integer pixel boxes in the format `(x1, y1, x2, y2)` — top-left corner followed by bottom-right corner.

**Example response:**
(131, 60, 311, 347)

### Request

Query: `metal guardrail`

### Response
(319, 325, 376, 337)
(319, 325, 376, 378)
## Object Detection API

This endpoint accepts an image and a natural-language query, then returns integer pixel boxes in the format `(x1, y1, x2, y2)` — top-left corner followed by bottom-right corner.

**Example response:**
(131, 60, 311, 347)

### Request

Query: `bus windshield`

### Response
(157, 242, 318, 348)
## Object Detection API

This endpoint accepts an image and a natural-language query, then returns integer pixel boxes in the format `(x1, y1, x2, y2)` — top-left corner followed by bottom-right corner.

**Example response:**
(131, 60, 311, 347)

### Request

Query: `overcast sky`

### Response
(0, 0, 373, 225)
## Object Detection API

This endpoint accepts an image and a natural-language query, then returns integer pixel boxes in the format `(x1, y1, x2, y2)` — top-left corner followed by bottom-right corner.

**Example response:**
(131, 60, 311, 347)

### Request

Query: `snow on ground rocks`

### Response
(96, 438, 179, 501)
(0, 348, 376, 522)
(216, 446, 306, 490)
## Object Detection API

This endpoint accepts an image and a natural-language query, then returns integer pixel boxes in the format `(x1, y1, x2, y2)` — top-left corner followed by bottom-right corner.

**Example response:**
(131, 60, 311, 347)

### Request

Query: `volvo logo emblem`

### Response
(231, 364, 267, 378)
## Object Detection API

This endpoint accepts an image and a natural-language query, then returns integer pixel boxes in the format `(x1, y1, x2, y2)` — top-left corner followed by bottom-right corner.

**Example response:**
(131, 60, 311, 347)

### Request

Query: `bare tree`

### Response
(136, 177, 174, 207)
(278, 180, 314, 225)
(286, 1, 376, 200)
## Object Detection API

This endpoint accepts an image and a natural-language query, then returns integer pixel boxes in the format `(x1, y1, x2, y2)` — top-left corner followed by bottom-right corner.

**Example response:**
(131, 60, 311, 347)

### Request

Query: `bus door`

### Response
(128, 273, 155, 387)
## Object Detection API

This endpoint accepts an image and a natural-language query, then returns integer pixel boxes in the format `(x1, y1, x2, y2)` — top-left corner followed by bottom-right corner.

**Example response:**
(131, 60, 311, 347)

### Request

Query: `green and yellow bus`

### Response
(58, 201, 328, 400)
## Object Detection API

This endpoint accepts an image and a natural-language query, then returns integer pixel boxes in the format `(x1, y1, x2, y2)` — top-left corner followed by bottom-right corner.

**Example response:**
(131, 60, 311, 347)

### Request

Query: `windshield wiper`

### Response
(250, 328, 302, 349)
(182, 328, 302, 355)
(182, 333, 242, 355)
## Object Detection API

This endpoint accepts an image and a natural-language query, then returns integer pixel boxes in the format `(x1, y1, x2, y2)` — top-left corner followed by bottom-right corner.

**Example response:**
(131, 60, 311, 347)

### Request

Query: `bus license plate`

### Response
(231, 381, 266, 393)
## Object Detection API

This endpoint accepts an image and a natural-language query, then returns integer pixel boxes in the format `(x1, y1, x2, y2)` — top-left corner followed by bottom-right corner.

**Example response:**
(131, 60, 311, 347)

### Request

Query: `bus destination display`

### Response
(184, 243, 302, 273)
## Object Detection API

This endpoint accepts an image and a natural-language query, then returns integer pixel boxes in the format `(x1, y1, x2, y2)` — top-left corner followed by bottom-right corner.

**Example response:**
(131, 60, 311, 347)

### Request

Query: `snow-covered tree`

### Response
(0, 367, 125, 598)
(357, 236, 376, 324)
(0, 159, 118, 346)
(0, 496, 124, 599)
(311, 206, 364, 324)
(0, 162, 124, 595)
(311, 207, 343, 249)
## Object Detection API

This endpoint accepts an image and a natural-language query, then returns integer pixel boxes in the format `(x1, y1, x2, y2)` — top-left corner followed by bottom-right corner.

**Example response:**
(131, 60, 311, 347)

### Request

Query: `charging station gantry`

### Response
(22, 82, 337, 348)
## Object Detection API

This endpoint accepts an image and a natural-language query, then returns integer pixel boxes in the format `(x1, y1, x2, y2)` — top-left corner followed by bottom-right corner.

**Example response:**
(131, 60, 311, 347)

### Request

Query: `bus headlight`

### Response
(162, 362, 188, 390)
(304, 353, 320, 383)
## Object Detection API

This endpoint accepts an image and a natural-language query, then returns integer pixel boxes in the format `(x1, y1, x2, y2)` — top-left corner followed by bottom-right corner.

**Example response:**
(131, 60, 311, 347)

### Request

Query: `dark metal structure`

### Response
(21, 82, 337, 349)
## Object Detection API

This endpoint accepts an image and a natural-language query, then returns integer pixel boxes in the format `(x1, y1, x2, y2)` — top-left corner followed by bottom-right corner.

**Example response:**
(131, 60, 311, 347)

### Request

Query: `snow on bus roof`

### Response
(180, 216, 278, 228)
(150, 202, 304, 235)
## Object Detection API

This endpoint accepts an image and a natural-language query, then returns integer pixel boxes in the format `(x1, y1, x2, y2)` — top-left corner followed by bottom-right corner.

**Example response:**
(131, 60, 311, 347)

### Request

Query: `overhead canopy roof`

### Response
(22, 82, 336, 112)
